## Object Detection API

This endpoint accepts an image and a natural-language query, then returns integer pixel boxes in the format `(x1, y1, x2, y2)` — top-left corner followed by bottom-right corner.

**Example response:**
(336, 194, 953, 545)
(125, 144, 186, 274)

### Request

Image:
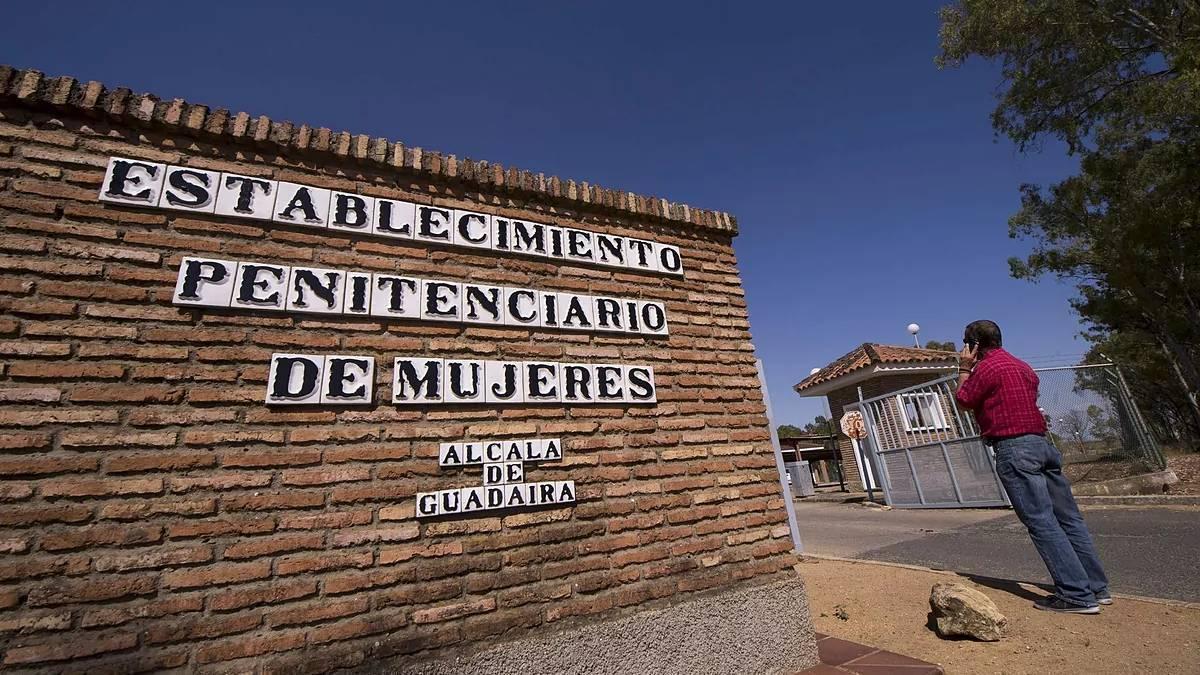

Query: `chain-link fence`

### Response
(1034, 364, 1166, 484)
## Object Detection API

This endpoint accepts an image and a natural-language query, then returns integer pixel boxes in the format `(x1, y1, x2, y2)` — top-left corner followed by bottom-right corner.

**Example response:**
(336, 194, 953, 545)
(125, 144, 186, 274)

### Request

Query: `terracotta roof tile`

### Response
(794, 343, 957, 392)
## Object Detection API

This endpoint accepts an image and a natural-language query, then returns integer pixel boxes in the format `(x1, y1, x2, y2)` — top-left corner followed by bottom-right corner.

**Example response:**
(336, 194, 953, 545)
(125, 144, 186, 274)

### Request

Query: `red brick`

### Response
(222, 491, 325, 511)
(245, 409, 338, 424)
(194, 630, 307, 664)
(0, 454, 97, 476)
(0, 234, 48, 254)
(104, 452, 215, 473)
(0, 555, 90, 583)
(0, 408, 115, 427)
(81, 304, 187, 323)
(266, 597, 369, 628)
(59, 430, 177, 449)
(0, 431, 52, 451)
(408, 595, 492, 624)
(545, 594, 617, 623)
(128, 407, 239, 427)
(39, 280, 146, 302)
(39, 477, 164, 499)
(0, 341, 71, 357)
(611, 545, 670, 568)
(207, 579, 318, 612)
(145, 610, 262, 645)
(0, 610, 73, 633)
(181, 425, 284, 446)
(167, 516, 274, 539)
(0, 539, 27, 555)
(2, 631, 138, 665)
(378, 504, 415, 521)
(168, 473, 273, 493)
(70, 384, 183, 404)
(378, 541, 464, 565)
(331, 524, 419, 547)
(76, 343, 188, 360)
(92, 545, 213, 573)
(59, 648, 189, 675)
(224, 533, 323, 560)
(80, 594, 205, 628)
(0, 256, 102, 278)
(278, 510, 372, 530)
(281, 466, 371, 486)
(0, 504, 91, 526)
(26, 575, 156, 607)
(0, 589, 20, 609)
(1, 298, 78, 317)
(40, 524, 162, 551)
(0, 194, 59, 215)
(218, 449, 317, 466)
(6, 362, 126, 379)
(288, 426, 379, 444)
(307, 610, 408, 645)
(163, 561, 271, 590)
(276, 550, 373, 576)
(579, 533, 641, 555)
(0, 386, 61, 403)
(97, 498, 217, 520)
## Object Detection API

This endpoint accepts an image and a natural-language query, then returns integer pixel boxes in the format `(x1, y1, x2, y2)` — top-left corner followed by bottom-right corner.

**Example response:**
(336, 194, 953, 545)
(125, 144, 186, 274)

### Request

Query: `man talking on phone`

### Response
(955, 320, 1110, 614)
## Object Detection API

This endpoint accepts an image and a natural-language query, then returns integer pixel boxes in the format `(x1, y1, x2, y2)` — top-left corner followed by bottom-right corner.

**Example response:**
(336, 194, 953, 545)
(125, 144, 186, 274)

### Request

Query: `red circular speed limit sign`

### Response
(840, 411, 867, 440)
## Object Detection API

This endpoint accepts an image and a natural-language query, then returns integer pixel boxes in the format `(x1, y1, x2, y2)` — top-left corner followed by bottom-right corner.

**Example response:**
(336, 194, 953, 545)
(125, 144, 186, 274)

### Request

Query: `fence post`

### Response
(1112, 363, 1167, 470)
(755, 359, 803, 553)
(856, 386, 886, 504)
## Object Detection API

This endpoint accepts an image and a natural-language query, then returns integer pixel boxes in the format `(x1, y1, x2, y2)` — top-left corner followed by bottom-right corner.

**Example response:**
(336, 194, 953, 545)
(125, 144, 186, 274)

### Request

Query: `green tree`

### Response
(1079, 337, 1199, 443)
(924, 340, 958, 352)
(777, 416, 834, 438)
(776, 424, 805, 438)
(938, 1, 1200, 443)
(803, 415, 833, 434)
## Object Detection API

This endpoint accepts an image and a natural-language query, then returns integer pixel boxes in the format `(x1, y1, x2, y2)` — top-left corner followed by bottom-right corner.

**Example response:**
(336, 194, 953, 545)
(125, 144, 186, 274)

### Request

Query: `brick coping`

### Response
(0, 65, 737, 235)
(799, 633, 944, 674)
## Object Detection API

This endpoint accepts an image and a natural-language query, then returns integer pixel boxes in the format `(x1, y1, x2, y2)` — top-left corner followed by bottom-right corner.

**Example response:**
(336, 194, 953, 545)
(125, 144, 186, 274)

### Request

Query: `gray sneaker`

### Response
(1096, 592, 1113, 605)
(1034, 595, 1100, 614)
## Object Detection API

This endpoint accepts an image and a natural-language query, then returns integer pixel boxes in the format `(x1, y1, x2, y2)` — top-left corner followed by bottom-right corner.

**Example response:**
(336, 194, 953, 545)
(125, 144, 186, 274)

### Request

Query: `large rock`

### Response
(929, 581, 1007, 642)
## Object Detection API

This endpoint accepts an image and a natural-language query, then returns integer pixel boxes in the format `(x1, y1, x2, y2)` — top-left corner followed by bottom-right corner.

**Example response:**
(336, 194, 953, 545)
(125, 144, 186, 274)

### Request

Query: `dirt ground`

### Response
(796, 557, 1200, 675)
(1167, 452, 1200, 495)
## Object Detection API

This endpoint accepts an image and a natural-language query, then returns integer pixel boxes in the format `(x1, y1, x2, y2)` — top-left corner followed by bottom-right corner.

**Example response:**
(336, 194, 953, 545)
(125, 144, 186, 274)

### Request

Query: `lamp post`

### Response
(907, 323, 921, 348)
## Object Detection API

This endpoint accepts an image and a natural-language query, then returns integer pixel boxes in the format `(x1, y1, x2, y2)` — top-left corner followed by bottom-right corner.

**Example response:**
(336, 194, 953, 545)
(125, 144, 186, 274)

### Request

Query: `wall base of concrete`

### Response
(1072, 470, 1178, 496)
(374, 572, 818, 675)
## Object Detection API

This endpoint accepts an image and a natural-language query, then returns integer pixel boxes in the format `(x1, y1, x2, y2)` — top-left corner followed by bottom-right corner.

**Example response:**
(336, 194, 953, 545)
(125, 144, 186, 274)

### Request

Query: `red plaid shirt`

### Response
(954, 348, 1047, 439)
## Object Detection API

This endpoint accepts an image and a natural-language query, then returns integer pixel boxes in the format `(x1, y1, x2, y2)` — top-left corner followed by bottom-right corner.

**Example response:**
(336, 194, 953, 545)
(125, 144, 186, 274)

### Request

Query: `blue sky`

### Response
(3, 1, 1087, 425)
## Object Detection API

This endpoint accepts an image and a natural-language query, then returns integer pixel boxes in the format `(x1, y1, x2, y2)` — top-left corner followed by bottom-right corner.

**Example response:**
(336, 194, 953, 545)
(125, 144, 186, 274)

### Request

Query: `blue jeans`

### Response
(993, 434, 1109, 607)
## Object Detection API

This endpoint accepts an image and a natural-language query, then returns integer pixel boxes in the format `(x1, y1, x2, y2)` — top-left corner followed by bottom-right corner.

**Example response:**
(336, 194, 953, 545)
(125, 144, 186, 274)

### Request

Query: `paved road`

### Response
(794, 500, 1200, 603)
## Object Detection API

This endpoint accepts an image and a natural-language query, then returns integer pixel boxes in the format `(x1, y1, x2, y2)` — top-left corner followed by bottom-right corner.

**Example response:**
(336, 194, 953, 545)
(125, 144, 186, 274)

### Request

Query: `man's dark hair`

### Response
(964, 320, 1002, 349)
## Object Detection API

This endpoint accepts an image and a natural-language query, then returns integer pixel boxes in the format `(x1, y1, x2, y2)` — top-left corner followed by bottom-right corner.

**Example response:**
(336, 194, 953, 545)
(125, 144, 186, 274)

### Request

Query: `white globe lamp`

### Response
(907, 323, 921, 348)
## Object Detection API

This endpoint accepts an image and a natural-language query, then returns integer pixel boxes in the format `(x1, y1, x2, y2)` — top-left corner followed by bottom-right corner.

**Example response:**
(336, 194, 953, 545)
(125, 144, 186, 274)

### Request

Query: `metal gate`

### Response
(848, 364, 1165, 509)
(850, 375, 1008, 508)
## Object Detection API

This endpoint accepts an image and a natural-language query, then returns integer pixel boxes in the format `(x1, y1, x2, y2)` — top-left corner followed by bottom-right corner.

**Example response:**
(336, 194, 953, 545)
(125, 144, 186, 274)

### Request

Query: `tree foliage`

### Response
(777, 416, 834, 438)
(939, 1, 1200, 445)
(924, 340, 959, 352)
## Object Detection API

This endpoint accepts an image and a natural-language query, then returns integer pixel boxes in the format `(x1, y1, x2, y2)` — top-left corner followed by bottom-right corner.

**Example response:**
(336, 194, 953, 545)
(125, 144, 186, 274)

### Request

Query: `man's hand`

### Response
(959, 344, 979, 371)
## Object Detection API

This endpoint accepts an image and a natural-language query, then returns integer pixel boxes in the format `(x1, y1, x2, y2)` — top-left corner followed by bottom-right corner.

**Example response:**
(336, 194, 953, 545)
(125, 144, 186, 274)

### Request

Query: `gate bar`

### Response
(939, 442, 965, 504)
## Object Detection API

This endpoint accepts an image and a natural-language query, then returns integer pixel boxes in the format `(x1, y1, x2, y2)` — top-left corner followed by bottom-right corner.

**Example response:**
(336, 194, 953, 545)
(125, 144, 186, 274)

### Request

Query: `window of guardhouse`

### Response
(896, 392, 949, 432)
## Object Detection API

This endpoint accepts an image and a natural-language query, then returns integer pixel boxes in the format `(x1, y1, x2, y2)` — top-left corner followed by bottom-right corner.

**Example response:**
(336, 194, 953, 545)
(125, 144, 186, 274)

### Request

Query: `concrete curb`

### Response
(1072, 470, 1178, 497)
(1076, 495, 1200, 506)
(796, 554, 1200, 610)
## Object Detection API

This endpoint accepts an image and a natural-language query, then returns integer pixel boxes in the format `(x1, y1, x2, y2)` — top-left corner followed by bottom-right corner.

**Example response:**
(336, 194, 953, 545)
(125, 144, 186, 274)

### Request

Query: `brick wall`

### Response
(0, 68, 798, 672)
